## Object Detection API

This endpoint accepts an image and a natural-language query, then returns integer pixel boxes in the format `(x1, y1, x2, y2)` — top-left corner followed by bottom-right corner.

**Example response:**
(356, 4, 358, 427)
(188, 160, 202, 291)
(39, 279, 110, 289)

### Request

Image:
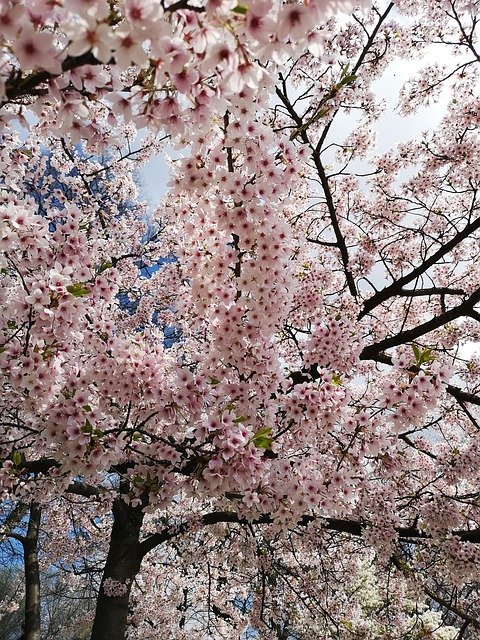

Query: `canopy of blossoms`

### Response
(1, 0, 480, 639)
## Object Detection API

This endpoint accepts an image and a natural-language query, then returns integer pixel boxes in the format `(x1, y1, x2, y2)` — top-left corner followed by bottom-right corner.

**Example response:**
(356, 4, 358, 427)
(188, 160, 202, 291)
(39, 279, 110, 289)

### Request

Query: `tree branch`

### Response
(139, 510, 480, 559)
(359, 213, 480, 319)
(3, 52, 99, 105)
(360, 287, 480, 360)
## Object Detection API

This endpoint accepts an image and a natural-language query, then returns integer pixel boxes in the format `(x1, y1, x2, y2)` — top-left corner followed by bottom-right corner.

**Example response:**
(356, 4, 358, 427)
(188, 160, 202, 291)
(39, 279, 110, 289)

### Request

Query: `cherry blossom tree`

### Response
(2, 0, 480, 638)
(0, 495, 103, 640)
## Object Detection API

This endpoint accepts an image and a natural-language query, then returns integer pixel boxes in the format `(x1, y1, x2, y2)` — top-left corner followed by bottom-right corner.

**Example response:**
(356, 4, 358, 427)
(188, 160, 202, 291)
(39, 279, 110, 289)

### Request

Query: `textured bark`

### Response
(23, 502, 42, 640)
(90, 493, 145, 640)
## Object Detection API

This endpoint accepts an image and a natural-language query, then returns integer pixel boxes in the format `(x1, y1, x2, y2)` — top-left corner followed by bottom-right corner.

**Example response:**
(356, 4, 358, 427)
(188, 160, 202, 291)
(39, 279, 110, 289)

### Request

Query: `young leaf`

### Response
(413, 344, 421, 364)
(67, 283, 91, 298)
(251, 427, 273, 449)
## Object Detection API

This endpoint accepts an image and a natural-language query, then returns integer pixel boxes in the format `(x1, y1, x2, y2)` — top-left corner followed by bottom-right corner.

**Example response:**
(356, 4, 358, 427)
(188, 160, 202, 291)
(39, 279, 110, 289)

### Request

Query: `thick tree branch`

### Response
(290, 355, 480, 410)
(360, 287, 480, 360)
(359, 213, 480, 319)
(139, 510, 480, 560)
(67, 481, 101, 499)
(396, 287, 466, 297)
(3, 52, 99, 105)
(447, 385, 480, 407)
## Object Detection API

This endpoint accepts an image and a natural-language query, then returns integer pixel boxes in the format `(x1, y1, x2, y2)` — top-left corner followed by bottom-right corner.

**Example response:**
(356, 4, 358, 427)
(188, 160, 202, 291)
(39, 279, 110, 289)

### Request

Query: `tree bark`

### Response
(90, 492, 145, 640)
(23, 502, 42, 640)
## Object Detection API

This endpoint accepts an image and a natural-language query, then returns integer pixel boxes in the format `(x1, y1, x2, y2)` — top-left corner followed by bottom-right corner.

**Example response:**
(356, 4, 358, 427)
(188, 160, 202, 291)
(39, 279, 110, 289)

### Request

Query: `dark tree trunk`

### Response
(23, 502, 42, 640)
(90, 493, 145, 640)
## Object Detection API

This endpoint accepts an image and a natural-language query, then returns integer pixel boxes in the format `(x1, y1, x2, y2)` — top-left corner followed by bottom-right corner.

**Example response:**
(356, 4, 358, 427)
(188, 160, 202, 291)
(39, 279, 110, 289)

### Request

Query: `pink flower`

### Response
(203, 43, 239, 74)
(243, 489, 259, 507)
(13, 27, 61, 74)
(0, 3, 24, 39)
(124, 0, 162, 28)
(152, 37, 191, 75)
(25, 287, 49, 310)
(224, 62, 264, 93)
(113, 27, 148, 70)
(65, 17, 114, 63)
(245, 0, 276, 44)
(205, 0, 236, 13)
(306, 30, 326, 57)
(108, 93, 133, 121)
(70, 65, 109, 92)
(277, 4, 310, 42)
(171, 68, 200, 93)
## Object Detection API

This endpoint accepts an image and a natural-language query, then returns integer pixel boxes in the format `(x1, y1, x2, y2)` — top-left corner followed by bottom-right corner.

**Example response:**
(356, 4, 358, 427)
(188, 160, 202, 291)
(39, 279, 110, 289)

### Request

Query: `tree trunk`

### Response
(90, 493, 145, 640)
(23, 502, 42, 640)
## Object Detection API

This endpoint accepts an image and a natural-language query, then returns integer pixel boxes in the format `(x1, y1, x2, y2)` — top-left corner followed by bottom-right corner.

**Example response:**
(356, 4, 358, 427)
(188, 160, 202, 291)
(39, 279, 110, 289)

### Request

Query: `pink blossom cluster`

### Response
(303, 315, 364, 373)
(0, 0, 370, 142)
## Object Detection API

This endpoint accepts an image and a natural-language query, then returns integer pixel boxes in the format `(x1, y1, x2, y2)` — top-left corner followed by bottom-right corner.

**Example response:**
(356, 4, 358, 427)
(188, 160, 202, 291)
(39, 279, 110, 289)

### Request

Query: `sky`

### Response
(139, 148, 170, 208)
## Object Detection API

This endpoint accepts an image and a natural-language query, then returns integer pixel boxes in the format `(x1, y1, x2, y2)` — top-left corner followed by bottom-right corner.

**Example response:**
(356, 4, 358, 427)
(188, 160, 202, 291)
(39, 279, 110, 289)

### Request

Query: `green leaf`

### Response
(412, 344, 421, 364)
(97, 261, 112, 275)
(67, 283, 91, 298)
(339, 65, 357, 86)
(81, 420, 93, 434)
(421, 347, 434, 365)
(332, 373, 342, 386)
(232, 4, 247, 13)
(398, 560, 412, 575)
(251, 427, 273, 450)
(413, 344, 434, 366)
(339, 73, 357, 86)
(289, 108, 328, 141)
(12, 451, 22, 466)
(340, 64, 350, 80)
